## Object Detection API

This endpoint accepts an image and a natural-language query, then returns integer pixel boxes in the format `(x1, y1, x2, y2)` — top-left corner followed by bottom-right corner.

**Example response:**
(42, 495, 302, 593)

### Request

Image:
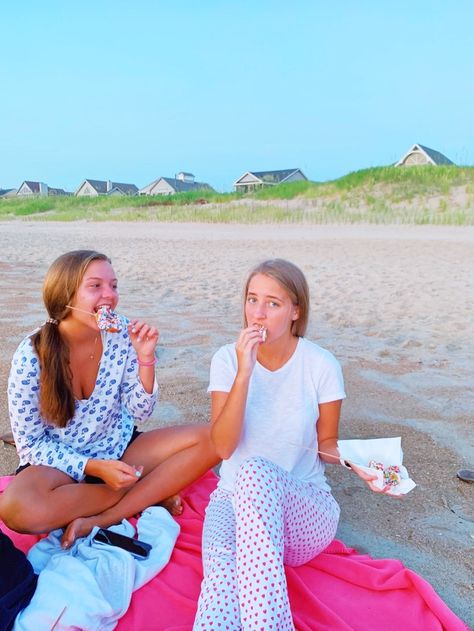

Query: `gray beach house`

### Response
(233, 168, 307, 193)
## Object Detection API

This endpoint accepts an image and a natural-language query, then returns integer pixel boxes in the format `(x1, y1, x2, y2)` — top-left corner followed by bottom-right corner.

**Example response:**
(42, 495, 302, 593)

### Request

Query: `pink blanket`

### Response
(0, 472, 468, 630)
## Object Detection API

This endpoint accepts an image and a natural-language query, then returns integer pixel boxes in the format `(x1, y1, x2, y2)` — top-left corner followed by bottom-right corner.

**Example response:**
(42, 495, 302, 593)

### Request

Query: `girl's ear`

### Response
(292, 306, 300, 321)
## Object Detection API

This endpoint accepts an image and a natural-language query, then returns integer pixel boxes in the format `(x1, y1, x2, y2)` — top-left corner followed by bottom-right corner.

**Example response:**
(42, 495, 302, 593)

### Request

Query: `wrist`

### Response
(235, 368, 252, 382)
(137, 355, 156, 367)
(84, 458, 104, 477)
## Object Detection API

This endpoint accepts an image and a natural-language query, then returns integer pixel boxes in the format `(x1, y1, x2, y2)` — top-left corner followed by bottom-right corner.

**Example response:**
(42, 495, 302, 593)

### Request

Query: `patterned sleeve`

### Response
(119, 334, 158, 423)
(8, 339, 88, 481)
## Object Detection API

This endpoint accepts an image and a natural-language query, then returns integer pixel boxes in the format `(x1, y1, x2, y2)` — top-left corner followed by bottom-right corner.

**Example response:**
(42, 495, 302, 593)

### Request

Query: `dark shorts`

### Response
(15, 426, 143, 484)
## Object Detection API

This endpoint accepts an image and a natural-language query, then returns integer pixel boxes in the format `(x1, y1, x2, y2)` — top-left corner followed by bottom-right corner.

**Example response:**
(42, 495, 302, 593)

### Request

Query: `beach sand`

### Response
(0, 221, 472, 625)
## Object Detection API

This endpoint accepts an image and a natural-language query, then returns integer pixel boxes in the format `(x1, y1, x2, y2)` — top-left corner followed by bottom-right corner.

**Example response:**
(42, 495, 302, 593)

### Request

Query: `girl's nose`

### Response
(102, 286, 117, 300)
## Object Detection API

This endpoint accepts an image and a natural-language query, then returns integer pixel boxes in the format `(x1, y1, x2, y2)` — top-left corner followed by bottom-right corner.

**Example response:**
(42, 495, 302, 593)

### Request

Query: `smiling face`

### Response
(69, 259, 119, 329)
(245, 273, 299, 344)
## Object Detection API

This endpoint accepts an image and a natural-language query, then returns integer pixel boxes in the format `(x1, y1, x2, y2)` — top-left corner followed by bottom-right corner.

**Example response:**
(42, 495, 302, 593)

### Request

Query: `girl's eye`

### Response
(247, 296, 257, 304)
(269, 301, 279, 308)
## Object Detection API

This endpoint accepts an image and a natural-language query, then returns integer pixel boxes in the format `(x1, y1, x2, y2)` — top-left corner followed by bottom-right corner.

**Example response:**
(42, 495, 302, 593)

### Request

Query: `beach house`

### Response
(395, 144, 454, 167)
(75, 179, 138, 196)
(16, 181, 70, 197)
(0, 188, 16, 198)
(233, 168, 307, 193)
(139, 172, 214, 195)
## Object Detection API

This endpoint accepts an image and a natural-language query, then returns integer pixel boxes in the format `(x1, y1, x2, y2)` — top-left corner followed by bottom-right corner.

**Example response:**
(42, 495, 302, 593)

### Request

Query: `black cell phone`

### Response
(92, 528, 151, 559)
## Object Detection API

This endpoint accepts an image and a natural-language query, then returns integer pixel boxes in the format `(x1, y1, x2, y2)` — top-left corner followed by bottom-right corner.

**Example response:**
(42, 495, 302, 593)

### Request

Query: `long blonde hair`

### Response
(243, 259, 310, 336)
(31, 250, 110, 427)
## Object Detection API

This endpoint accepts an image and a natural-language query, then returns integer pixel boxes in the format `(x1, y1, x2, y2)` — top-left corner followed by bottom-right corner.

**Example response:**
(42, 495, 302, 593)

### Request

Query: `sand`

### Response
(0, 221, 472, 625)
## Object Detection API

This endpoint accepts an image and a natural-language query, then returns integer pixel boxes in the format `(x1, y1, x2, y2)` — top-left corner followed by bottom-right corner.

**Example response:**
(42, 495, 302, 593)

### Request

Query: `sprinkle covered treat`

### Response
(96, 306, 122, 333)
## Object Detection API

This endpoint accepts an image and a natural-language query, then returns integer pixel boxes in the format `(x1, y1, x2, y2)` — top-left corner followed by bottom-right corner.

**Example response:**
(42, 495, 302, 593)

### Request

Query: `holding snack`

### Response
(368, 461, 401, 487)
(194, 259, 391, 631)
(338, 436, 416, 496)
(95, 305, 122, 332)
(1, 250, 218, 548)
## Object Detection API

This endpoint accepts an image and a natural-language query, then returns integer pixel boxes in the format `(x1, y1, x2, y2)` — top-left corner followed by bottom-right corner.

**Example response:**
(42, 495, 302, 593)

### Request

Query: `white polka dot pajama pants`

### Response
(193, 456, 340, 631)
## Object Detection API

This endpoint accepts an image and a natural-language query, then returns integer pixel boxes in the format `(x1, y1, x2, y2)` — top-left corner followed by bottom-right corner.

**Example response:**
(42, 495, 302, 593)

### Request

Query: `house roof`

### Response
(0, 188, 15, 196)
(81, 179, 138, 194)
(140, 177, 214, 194)
(250, 169, 302, 182)
(161, 177, 212, 192)
(110, 182, 138, 194)
(234, 168, 306, 186)
(48, 187, 70, 196)
(417, 144, 454, 165)
(21, 181, 41, 192)
(82, 179, 108, 194)
(396, 144, 454, 166)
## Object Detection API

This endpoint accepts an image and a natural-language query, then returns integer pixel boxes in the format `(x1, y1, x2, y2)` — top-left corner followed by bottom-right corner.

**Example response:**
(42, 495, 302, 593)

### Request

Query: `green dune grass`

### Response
(1, 165, 473, 224)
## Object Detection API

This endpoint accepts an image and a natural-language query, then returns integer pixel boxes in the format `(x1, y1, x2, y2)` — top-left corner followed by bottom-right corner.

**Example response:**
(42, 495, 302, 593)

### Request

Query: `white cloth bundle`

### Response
(337, 436, 416, 496)
(14, 506, 180, 630)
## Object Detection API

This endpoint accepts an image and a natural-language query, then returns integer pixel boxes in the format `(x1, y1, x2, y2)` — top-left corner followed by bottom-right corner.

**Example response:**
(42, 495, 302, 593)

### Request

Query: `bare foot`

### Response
(61, 515, 98, 549)
(159, 494, 183, 516)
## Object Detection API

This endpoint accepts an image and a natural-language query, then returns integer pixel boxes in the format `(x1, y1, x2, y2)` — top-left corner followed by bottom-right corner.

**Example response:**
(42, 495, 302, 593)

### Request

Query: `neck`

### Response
(257, 333, 299, 371)
(59, 318, 98, 346)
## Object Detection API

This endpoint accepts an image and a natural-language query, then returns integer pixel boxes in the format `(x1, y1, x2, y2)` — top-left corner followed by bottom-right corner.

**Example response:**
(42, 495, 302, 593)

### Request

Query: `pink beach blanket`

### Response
(0, 472, 468, 631)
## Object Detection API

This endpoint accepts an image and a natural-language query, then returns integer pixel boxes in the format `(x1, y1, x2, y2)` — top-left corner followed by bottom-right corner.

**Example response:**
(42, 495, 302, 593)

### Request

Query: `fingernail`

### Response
(131, 328, 136, 333)
(137, 337, 141, 342)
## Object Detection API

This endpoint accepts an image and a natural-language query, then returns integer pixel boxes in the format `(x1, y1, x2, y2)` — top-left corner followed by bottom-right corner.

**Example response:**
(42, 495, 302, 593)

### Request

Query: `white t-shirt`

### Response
(208, 337, 346, 493)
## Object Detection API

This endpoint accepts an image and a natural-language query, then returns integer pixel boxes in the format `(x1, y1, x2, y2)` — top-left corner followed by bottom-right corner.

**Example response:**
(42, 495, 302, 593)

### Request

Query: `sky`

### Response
(1, 1, 473, 192)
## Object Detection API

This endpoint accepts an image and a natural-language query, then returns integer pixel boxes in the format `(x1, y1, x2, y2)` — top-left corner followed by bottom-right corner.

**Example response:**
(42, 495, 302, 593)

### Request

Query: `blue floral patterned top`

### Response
(7, 316, 158, 482)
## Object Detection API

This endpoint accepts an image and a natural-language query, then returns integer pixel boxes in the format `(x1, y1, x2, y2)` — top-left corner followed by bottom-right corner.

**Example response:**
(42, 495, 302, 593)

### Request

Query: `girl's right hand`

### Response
(349, 463, 402, 497)
(85, 459, 142, 490)
(235, 325, 263, 378)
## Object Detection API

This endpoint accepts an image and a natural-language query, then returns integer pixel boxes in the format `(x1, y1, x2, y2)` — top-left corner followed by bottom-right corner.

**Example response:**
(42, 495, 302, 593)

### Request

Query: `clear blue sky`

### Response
(1, 1, 473, 192)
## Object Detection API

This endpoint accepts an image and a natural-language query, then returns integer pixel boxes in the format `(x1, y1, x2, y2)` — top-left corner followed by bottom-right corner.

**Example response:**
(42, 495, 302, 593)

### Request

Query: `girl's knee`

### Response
(0, 491, 46, 533)
(235, 456, 282, 492)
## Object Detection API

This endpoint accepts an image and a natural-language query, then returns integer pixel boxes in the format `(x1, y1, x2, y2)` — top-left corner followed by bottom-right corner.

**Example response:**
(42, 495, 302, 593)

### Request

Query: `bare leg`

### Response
(62, 424, 219, 546)
(0, 465, 126, 534)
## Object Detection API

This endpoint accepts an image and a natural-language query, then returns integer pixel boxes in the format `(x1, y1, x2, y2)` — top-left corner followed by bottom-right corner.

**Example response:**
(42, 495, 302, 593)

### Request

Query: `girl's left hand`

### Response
(349, 462, 402, 497)
(128, 319, 159, 358)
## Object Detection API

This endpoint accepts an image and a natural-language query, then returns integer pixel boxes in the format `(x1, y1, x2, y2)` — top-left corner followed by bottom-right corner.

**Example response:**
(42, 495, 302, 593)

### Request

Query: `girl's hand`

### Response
(88, 459, 143, 490)
(350, 462, 401, 497)
(235, 325, 263, 378)
(128, 320, 159, 360)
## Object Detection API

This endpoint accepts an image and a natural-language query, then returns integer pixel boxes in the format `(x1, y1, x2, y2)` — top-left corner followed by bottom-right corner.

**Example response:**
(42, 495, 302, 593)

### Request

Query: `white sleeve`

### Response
(207, 345, 237, 393)
(316, 350, 346, 404)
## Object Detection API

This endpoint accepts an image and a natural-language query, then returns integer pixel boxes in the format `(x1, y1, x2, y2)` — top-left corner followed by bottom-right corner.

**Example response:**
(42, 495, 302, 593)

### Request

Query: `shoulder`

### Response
(211, 343, 237, 364)
(298, 338, 342, 369)
(12, 335, 39, 367)
(9, 335, 40, 386)
(210, 343, 238, 375)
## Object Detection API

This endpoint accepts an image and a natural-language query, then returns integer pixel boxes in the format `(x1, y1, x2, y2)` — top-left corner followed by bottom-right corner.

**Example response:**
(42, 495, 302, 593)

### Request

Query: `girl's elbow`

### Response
(210, 434, 234, 460)
(217, 446, 234, 460)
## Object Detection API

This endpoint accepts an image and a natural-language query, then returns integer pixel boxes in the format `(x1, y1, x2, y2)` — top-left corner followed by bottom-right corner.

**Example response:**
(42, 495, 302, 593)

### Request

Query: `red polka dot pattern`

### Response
(194, 457, 340, 630)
